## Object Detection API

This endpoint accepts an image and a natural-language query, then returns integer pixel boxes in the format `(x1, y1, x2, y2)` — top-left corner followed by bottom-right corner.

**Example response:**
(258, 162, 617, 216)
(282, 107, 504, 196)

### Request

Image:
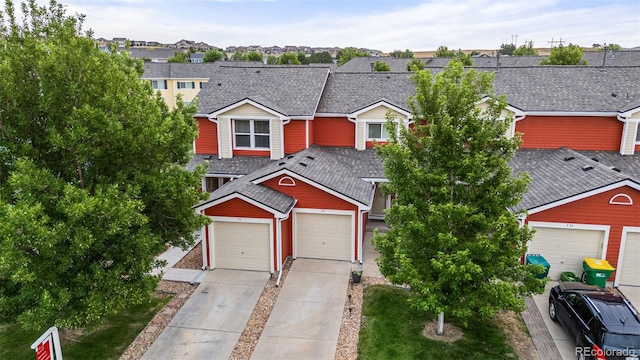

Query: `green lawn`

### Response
(358, 285, 518, 360)
(0, 294, 168, 360)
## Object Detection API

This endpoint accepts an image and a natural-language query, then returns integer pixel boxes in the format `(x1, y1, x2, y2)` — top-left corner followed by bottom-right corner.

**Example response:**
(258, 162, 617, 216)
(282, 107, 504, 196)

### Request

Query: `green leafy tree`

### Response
(373, 60, 545, 334)
(337, 46, 368, 66)
(167, 51, 189, 63)
(247, 51, 263, 62)
(266, 55, 278, 64)
(0, 0, 209, 330)
(203, 49, 223, 62)
(373, 60, 390, 72)
(232, 51, 248, 61)
(406, 58, 425, 71)
(454, 50, 473, 66)
(307, 51, 333, 64)
(601, 43, 622, 52)
(498, 43, 516, 56)
(278, 52, 301, 65)
(540, 43, 587, 65)
(434, 45, 456, 58)
(512, 41, 538, 56)
(297, 51, 308, 64)
(390, 49, 413, 58)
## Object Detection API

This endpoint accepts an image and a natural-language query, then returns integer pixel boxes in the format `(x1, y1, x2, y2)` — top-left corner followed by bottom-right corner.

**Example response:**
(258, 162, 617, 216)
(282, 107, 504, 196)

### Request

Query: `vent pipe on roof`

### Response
(370, 62, 374, 73)
(563, 156, 575, 161)
(582, 165, 594, 171)
(496, 52, 500, 72)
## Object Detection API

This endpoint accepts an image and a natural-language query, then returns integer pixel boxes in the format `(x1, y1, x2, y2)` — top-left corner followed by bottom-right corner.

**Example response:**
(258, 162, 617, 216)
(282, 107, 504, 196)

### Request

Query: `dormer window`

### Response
(234, 119, 270, 149)
(367, 122, 396, 141)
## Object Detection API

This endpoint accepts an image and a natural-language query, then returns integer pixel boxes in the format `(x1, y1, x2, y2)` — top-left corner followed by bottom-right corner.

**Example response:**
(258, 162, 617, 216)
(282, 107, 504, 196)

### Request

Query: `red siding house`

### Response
(177, 61, 640, 287)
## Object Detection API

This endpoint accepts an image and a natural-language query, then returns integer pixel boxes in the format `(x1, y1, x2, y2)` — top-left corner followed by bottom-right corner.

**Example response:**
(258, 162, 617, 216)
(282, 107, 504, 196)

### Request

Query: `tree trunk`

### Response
(437, 312, 444, 335)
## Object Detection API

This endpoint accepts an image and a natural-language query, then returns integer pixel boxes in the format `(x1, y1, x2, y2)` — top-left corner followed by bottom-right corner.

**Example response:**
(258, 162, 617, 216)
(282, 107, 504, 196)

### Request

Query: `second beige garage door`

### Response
(296, 212, 352, 261)
(618, 232, 640, 286)
(528, 225, 605, 280)
(213, 221, 271, 272)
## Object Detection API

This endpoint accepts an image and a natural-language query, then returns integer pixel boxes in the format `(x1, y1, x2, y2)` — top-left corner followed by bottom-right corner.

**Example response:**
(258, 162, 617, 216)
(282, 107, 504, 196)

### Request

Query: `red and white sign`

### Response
(31, 326, 63, 360)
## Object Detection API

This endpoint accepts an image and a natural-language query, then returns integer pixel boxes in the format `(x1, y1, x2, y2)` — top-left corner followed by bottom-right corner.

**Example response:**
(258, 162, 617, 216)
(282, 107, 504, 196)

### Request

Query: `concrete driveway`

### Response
(251, 258, 351, 360)
(141, 269, 269, 360)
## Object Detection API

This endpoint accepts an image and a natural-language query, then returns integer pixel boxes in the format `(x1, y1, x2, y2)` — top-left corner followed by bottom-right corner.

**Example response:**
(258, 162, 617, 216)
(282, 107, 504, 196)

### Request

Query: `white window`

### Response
(150, 80, 167, 90)
(177, 81, 196, 89)
(234, 120, 270, 149)
(367, 123, 395, 140)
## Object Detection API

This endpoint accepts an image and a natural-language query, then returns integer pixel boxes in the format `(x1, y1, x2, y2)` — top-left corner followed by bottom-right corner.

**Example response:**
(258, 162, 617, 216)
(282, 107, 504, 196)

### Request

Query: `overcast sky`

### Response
(31, 0, 640, 51)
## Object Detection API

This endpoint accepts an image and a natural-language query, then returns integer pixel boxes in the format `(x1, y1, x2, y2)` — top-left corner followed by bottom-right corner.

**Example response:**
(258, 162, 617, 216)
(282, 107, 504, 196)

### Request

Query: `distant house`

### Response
(190, 53, 205, 63)
(112, 37, 128, 47)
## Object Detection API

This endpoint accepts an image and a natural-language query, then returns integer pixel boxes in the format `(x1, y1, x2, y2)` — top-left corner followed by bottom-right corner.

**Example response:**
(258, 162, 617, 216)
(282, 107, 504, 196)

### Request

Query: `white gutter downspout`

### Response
(275, 205, 294, 287)
(200, 210, 208, 269)
(358, 209, 366, 264)
(276, 217, 283, 286)
(617, 114, 635, 155)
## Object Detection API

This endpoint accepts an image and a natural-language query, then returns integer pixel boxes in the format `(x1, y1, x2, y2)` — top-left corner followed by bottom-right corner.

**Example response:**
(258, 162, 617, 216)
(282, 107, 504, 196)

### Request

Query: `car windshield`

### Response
(604, 333, 640, 350)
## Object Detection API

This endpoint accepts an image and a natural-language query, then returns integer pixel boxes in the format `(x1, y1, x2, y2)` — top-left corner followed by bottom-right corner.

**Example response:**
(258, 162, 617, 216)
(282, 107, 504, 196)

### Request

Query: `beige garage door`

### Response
(296, 212, 352, 261)
(213, 221, 270, 271)
(528, 226, 604, 280)
(619, 232, 640, 286)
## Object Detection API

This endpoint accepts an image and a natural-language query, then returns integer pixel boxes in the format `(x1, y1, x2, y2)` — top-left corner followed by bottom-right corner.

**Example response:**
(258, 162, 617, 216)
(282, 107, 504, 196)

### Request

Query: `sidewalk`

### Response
(152, 241, 207, 284)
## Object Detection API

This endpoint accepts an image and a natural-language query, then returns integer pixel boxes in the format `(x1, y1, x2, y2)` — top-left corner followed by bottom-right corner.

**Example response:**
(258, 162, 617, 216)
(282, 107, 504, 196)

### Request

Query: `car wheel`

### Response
(549, 300, 558, 321)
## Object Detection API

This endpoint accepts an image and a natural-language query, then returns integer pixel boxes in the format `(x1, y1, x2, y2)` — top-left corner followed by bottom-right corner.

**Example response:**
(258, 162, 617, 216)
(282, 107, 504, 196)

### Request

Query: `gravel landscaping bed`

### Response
(335, 276, 392, 360)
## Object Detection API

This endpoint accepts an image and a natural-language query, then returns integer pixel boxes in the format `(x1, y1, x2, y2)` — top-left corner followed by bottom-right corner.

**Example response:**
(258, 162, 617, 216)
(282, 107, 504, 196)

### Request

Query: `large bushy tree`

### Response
(540, 43, 587, 65)
(307, 51, 333, 64)
(373, 61, 545, 333)
(512, 41, 538, 56)
(0, 0, 209, 329)
(203, 49, 223, 62)
(337, 47, 368, 66)
(167, 51, 190, 63)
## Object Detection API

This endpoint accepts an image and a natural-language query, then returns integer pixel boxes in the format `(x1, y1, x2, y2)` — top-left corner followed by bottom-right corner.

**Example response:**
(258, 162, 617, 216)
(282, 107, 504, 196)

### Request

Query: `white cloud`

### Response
(21, 0, 640, 50)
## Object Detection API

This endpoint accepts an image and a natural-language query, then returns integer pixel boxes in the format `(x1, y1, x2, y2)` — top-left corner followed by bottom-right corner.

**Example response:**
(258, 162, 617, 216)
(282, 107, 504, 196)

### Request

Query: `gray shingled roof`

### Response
(188, 154, 274, 175)
(142, 61, 266, 79)
(576, 150, 640, 180)
(197, 145, 376, 212)
(196, 65, 330, 117)
(317, 67, 640, 114)
(336, 51, 640, 71)
(316, 72, 417, 114)
(493, 66, 640, 112)
(334, 57, 430, 73)
(189, 147, 384, 178)
(510, 148, 638, 212)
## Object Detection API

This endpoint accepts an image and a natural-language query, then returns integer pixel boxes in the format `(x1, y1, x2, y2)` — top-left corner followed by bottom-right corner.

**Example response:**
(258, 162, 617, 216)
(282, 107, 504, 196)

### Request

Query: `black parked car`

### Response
(549, 282, 640, 360)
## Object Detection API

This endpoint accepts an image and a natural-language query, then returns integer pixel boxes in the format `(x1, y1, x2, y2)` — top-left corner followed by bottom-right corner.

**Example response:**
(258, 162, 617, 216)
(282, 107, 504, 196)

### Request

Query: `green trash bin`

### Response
(582, 258, 615, 288)
(526, 254, 550, 279)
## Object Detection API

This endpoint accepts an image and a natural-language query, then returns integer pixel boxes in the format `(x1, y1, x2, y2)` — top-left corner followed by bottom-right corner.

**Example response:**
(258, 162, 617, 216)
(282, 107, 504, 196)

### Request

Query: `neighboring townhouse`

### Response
(142, 62, 266, 109)
(143, 62, 218, 108)
(183, 61, 640, 285)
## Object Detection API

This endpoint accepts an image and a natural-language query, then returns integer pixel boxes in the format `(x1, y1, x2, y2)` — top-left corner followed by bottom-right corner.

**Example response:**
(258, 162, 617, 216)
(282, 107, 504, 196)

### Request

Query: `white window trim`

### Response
(233, 119, 271, 150)
(366, 121, 396, 141)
